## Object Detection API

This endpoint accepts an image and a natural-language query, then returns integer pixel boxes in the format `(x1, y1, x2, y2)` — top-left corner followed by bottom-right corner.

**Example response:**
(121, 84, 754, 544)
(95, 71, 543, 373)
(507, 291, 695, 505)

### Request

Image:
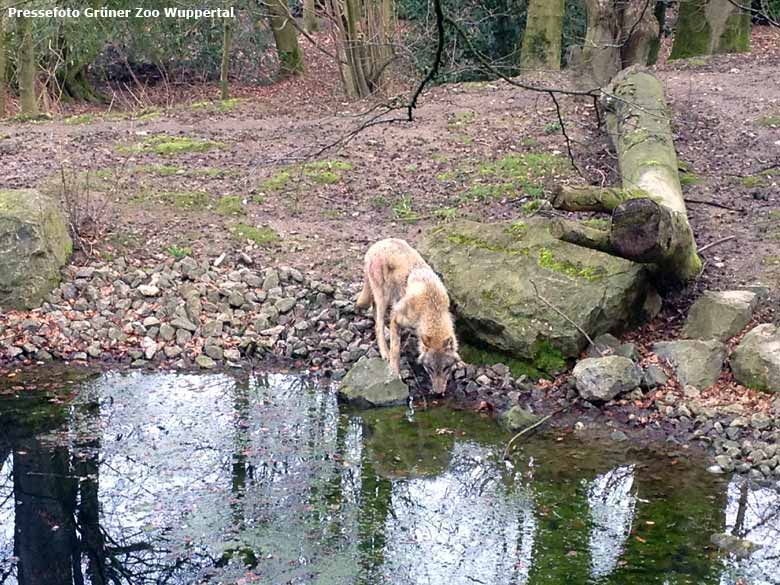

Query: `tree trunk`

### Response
(325, 0, 395, 98)
(303, 0, 319, 32)
(520, 0, 565, 71)
(17, 15, 37, 115)
(670, 0, 751, 59)
(605, 68, 702, 283)
(578, 0, 660, 87)
(0, 0, 6, 117)
(221, 15, 233, 100)
(265, 0, 304, 76)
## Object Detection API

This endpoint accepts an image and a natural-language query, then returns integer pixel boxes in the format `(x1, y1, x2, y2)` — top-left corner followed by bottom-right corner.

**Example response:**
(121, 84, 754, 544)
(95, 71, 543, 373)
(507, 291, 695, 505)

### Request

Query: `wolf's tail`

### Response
(356, 278, 372, 309)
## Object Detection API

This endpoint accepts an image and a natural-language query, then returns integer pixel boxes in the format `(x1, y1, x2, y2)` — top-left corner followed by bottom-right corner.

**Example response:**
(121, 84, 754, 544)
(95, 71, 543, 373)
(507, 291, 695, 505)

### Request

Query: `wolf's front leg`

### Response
(374, 302, 390, 360)
(389, 312, 402, 375)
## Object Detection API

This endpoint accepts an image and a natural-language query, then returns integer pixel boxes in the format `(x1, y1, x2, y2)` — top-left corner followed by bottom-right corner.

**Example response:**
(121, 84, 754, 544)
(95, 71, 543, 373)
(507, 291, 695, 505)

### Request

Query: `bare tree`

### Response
(265, 0, 305, 76)
(520, 0, 565, 71)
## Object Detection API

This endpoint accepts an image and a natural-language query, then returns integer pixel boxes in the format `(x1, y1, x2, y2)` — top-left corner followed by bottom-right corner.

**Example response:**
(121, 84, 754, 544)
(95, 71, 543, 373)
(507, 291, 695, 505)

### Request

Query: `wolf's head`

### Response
(419, 335, 461, 395)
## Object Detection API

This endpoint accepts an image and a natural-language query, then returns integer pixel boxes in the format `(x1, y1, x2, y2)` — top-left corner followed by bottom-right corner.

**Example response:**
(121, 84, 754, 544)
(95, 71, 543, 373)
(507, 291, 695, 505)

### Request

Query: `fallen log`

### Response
(552, 69, 702, 283)
(605, 68, 702, 282)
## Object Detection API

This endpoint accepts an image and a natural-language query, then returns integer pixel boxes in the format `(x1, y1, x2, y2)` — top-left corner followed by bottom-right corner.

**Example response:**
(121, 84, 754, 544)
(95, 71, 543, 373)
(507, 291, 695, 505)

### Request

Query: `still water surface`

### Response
(0, 371, 777, 584)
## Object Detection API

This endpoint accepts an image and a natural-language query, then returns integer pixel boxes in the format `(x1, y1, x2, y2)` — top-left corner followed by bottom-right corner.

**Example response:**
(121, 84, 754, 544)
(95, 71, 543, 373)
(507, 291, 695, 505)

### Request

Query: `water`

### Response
(0, 370, 778, 585)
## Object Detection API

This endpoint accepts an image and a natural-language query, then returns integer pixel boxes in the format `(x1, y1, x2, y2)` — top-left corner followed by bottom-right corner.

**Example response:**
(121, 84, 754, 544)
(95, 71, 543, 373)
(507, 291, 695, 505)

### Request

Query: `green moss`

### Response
(191, 98, 242, 112)
(436, 171, 456, 182)
(261, 170, 292, 192)
(231, 223, 279, 246)
(433, 207, 459, 222)
(118, 134, 224, 156)
(159, 190, 210, 210)
(522, 200, 543, 214)
(505, 220, 527, 236)
(304, 160, 353, 172)
(755, 114, 780, 128)
(307, 170, 340, 185)
(369, 195, 388, 210)
(445, 233, 529, 256)
(538, 247, 604, 281)
(679, 169, 703, 187)
(543, 121, 561, 135)
(530, 340, 566, 375)
(740, 175, 764, 188)
(459, 343, 547, 380)
(581, 217, 610, 230)
(216, 195, 244, 216)
(134, 164, 183, 176)
(64, 113, 96, 125)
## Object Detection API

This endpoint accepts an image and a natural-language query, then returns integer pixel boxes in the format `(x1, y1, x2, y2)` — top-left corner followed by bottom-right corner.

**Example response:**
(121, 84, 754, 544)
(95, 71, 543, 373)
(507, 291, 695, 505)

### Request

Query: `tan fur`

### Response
(356, 238, 461, 394)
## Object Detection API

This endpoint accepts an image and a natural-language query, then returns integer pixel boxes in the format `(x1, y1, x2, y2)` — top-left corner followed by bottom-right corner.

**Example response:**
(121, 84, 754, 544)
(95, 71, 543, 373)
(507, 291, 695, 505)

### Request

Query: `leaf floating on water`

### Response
(435, 427, 454, 435)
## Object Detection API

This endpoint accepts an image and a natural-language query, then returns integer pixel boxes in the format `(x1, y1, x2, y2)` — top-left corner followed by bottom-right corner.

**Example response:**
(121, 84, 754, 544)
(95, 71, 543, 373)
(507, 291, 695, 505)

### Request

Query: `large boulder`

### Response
(572, 356, 642, 402)
(652, 339, 726, 389)
(338, 357, 409, 408)
(0, 189, 72, 310)
(682, 290, 757, 341)
(419, 219, 652, 361)
(731, 324, 780, 393)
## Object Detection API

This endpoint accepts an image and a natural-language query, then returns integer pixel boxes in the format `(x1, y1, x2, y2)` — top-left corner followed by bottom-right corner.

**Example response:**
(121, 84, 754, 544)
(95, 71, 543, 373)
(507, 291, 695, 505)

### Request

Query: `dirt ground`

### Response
(1, 27, 778, 306)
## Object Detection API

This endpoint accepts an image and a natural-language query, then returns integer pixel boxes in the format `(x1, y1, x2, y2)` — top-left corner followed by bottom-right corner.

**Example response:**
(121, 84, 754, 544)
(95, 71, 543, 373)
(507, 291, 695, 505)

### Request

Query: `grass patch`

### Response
(159, 190, 210, 210)
(261, 170, 292, 192)
(678, 162, 703, 187)
(191, 98, 242, 112)
(64, 113, 97, 125)
(521, 200, 543, 214)
(755, 114, 780, 128)
(447, 111, 477, 131)
(433, 207, 459, 222)
(462, 152, 569, 202)
(543, 121, 561, 135)
(392, 195, 421, 223)
(369, 195, 388, 210)
(11, 112, 52, 123)
(118, 134, 224, 156)
(216, 195, 244, 216)
(231, 223, 279, 246)
(166, 245, 192, 259)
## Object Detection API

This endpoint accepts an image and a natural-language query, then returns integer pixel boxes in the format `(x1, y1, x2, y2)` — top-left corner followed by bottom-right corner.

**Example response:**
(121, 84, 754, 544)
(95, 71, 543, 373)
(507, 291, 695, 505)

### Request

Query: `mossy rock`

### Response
(0, 189, 72, 310)
(419, 219, 651, 360)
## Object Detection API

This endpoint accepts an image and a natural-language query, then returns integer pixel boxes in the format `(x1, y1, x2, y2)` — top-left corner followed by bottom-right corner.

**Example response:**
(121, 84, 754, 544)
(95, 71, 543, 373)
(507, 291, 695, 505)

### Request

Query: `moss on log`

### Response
(552, 185, 648, 212)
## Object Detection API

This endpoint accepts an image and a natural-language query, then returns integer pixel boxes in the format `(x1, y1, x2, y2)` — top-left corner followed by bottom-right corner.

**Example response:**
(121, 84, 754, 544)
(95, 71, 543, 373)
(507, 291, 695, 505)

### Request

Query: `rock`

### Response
(751, 412, 772, 430)
(641, 364, 669, 389)
(419, 219, 651, 360)
(195, 355, 216, 369)
(224, 348, 241, 362)
(499, 406, 541, 432)
(652, 340, 725, 389)
(263, 269, 280, 291)
(338, 357, 409, 408)
(682, 290, 757, 341)
(170, 316, 198, 332)
(159, 323, 176, 341)
(138, 284, 160, 297)
(573, 356, 642, 402)
(204, 343, 224, 361)
(731, 324, 780, 393)
(141, 337, 157, 359)
(275, 298, 296, 314)
(710, 533, 762, 559)
(0, 189, 72, 309)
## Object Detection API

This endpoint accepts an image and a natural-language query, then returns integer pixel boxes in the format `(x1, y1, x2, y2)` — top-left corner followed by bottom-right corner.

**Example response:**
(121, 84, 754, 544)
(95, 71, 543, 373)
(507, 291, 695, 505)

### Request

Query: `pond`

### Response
(0, 371, 777, 585)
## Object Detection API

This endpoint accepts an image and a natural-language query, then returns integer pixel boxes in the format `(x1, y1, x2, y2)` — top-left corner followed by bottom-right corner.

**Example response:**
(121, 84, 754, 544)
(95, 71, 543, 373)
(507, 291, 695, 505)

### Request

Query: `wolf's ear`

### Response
(421, 334, 433, 348)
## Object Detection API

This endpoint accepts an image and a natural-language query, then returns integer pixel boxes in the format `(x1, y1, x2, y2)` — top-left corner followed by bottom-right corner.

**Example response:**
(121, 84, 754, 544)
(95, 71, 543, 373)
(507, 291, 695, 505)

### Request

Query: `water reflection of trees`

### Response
(721, 478, 780, 585)
(588, 465, 636, 579)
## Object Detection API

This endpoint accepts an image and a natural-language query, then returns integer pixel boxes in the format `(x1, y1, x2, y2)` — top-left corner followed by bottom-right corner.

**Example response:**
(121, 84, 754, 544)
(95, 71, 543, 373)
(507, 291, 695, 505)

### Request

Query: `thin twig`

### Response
(503, 402, 573, 459)
(698, 235, 736, 253)
(549, 90, 583, 177)
(684, 198, 740, 212)
(530, 280, 598, 350)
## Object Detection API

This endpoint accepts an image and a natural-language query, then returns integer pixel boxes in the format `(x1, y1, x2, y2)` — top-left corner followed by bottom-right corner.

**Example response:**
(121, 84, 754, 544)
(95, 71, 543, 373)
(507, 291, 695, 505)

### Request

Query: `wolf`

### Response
(356, 238, 461, 395)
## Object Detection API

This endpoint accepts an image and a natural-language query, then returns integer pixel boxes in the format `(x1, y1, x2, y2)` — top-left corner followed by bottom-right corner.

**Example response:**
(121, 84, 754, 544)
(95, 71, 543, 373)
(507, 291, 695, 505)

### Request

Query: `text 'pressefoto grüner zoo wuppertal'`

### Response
(6, 6, 236, 19)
